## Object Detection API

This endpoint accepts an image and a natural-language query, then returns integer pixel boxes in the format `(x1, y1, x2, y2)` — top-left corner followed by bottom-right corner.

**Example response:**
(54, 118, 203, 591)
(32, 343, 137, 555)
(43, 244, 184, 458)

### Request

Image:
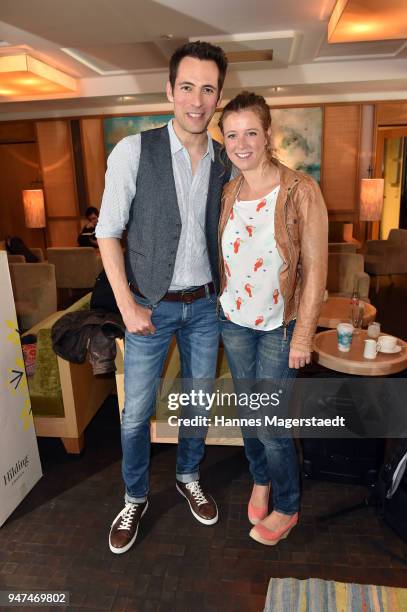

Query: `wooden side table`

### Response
(313, 330, 407, 376)
(318, 297, 377, 329)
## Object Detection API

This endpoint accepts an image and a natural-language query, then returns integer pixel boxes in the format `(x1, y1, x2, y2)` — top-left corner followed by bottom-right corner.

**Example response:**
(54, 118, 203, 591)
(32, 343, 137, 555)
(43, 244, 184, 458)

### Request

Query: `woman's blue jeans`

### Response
(220, 315, 300, 515)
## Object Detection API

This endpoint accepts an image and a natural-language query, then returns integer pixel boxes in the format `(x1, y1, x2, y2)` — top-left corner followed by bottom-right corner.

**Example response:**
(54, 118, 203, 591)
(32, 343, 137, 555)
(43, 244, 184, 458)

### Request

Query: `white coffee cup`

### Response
(367, 322, 381, 339)
(363, 338, 378, 359)
(377, 335, 397, 352)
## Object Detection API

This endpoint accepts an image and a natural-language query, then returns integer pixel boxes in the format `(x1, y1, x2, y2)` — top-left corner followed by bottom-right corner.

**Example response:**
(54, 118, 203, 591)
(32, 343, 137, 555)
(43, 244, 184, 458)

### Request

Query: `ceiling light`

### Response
(227, 50, 273, 63)
(328, 0, 407, 43)
(0, 54, 77, 97)
(118, 95, 136, 103)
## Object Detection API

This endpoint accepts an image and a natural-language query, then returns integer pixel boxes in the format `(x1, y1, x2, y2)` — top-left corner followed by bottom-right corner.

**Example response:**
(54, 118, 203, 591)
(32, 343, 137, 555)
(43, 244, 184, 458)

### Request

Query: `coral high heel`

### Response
(249, 512, 298, 546)
(247, 484, 271, 526)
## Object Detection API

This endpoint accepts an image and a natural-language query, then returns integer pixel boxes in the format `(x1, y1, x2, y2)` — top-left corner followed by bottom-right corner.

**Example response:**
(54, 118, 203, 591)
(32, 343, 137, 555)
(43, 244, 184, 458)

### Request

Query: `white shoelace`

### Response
(186, 481, 208, 506)
(117, 503, 139, 531)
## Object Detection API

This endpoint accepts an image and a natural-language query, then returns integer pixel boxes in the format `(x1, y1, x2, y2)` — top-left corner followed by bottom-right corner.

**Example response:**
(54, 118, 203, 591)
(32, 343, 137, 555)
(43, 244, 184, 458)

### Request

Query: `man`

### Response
(77, 206, 99, 247)
(96, 41, 231, 554)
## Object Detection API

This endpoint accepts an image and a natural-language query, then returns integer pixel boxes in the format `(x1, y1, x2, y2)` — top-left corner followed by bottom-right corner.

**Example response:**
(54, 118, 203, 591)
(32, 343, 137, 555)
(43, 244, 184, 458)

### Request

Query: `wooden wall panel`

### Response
(81, 118, 106, 209)
(36, 121, 78, 217)
(47, 219, 80, 247)
(0, 143, 44, 247)
(0, 121, 36, 143)
(376, 102, 407, 126)
(321, 105, 361, 216)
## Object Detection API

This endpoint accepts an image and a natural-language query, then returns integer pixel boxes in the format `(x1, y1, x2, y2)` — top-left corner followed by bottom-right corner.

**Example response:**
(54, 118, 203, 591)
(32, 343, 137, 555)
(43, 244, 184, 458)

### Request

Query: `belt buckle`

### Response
(182, 290, 194, 304)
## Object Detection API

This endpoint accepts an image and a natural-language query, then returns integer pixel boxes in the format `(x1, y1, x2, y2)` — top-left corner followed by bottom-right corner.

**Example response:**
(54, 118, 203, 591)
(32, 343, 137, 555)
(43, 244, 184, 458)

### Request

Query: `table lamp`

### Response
(359, 178, 384, 240)
(22, 188, 47, 249)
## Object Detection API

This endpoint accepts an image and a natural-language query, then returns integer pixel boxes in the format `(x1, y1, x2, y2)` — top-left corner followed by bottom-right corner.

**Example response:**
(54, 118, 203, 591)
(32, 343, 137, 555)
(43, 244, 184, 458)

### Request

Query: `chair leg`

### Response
(375, 276, 380, 294)
(61, 434, 84, 454)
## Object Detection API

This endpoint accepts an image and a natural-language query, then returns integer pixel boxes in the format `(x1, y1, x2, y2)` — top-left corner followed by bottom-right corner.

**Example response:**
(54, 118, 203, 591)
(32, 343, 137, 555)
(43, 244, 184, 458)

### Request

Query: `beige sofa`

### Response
(9, 262, 57, 329)
(327, 253, 370, 300)
(23, 294, 114, 453)
(364, 228, 407, 292)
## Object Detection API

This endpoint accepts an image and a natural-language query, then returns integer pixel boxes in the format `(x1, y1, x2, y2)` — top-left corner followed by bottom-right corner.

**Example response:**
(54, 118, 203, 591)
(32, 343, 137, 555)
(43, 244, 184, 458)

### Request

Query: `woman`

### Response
(218, 92, 328, 545)
(78, 206, 99, 248)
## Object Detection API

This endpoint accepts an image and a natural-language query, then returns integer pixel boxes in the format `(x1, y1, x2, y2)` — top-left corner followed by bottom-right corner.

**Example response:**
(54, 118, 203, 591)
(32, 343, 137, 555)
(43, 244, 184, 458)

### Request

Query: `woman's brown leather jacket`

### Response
(219, 159, 328, 353)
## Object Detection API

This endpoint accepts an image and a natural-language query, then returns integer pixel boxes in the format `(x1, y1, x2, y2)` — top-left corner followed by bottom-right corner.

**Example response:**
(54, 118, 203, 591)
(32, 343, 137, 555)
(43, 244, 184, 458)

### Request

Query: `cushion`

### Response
(28, 329, 64, 418)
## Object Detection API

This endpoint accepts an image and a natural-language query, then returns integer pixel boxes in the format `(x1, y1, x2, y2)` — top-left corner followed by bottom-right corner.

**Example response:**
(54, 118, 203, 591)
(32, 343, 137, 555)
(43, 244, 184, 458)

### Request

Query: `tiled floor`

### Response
(0, 277, 406, 611)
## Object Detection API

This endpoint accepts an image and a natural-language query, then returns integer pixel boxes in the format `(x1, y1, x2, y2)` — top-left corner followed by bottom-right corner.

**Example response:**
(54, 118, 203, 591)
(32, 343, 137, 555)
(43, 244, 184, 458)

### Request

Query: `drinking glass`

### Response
(350, 303, 364, 334)
(367, 322, 381, 339)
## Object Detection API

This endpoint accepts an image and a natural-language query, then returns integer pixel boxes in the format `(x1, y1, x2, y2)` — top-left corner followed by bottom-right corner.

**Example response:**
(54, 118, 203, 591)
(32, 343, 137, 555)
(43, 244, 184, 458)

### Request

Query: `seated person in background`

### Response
(5, 235, 39, 262)
(78, 206, 99, 248)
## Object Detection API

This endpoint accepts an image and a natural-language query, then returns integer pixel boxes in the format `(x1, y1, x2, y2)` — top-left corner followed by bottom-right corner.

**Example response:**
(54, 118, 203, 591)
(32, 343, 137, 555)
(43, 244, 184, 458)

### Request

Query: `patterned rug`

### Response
(264, 578, 407, 611)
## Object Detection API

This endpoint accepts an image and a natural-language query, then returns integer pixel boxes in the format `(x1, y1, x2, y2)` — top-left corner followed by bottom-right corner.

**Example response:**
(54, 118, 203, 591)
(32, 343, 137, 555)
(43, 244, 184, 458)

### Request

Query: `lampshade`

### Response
(22, 189, 46, 228)
(359, 178, 384, 221)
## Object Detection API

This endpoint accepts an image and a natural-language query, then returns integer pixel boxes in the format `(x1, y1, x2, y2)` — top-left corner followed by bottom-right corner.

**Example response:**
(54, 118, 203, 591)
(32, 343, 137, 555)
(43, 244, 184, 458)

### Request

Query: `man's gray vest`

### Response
(125, 126, 231, 304)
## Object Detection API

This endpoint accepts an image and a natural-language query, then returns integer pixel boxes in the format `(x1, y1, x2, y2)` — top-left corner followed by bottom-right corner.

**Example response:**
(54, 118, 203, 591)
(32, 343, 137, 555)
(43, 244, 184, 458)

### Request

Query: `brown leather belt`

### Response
(130, 282, 215, 304)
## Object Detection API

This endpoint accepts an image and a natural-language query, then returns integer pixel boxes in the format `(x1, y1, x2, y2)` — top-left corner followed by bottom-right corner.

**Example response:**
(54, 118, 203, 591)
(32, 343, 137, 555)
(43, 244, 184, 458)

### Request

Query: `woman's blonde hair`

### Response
(218, 91, 274, 164)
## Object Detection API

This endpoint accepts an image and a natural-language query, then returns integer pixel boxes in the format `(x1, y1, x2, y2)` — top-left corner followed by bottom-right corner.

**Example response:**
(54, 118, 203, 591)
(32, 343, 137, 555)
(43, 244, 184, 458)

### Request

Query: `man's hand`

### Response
(121, 301, 156, 336)
(289, 348, 311, 369)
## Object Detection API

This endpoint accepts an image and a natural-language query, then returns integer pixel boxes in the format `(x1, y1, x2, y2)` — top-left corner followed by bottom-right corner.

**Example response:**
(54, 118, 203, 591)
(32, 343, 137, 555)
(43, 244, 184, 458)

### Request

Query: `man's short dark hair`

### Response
(169, 41, 228, 95)
(85, 206, 99, 218)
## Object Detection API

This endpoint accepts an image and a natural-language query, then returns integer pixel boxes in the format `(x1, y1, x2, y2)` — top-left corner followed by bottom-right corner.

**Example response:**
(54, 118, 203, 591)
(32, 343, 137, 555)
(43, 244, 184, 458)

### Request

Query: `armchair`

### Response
(7, 248, 44, 263)
(7, 254, 26, 263)
(328, 243, 357, 254)
(31, 247, 45, 261)
(364, 229, 407, 292)
(327, 253, 370, 300)
(46, 247, 103, 289)
(9, 262, 57, 329)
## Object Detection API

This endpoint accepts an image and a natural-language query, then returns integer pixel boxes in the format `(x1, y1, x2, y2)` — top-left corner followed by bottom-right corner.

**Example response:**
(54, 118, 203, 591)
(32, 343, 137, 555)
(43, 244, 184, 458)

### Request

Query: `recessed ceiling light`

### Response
(270, 86, 283, 92)
(118, 95, 136, 103)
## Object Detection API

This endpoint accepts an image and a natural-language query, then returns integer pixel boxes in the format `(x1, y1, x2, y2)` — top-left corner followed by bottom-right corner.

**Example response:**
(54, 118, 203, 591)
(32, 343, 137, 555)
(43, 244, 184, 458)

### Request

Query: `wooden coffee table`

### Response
(318, 297, 377, 329)
(313, 329, 407, 376)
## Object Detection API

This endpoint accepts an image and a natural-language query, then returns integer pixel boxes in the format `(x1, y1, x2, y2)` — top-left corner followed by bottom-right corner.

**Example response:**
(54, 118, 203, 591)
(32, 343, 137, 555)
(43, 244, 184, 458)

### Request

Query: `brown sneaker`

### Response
(176, 480, 218, 525)
(109, 500, 148, 554)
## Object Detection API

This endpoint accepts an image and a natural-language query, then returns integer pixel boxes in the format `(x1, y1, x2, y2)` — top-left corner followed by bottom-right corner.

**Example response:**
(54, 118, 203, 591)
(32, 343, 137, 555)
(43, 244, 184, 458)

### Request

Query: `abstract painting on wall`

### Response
(271, 107, 322, 182)
(103, 114, 174, 157)
(103, 107, 322, 183)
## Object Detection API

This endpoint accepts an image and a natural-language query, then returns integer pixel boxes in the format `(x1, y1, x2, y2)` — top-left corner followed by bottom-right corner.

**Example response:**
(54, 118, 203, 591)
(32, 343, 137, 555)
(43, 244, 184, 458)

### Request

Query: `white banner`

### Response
(0, 252, 42, 527)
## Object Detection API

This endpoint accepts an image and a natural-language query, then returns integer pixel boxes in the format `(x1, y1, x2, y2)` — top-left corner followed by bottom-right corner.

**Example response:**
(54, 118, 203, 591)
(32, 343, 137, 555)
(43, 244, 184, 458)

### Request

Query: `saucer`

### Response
(378, 345, 402, 354)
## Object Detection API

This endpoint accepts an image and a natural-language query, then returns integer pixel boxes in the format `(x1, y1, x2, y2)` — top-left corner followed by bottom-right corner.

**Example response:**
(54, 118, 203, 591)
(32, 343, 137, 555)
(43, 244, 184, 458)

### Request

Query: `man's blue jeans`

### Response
(220, 315, 300, 515)
(122, 287, 218, 504)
